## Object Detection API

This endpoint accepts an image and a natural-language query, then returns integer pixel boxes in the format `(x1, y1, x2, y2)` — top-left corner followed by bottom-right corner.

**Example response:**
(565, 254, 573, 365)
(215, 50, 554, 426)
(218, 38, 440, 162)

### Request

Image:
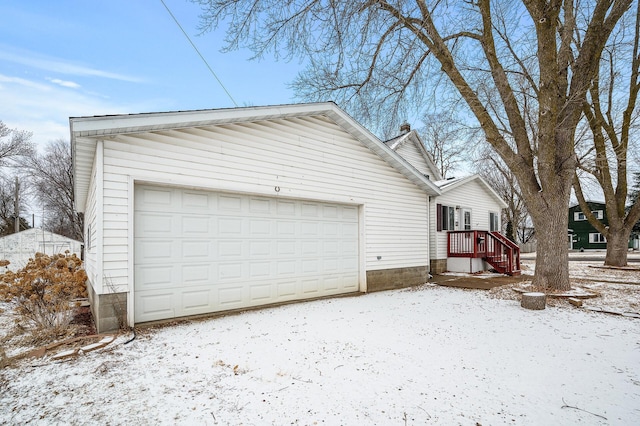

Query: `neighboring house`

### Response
(71, 102, 442, 332)
(384, 126, 518, 275)
(568, 202, 607, 250)
(0, 228, 83, 272)
(568, 201, 639, 250)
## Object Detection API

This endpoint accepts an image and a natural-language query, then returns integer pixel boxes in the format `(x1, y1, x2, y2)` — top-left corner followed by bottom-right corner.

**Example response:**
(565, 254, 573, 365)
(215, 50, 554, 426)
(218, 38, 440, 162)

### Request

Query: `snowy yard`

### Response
(1, 258, 639, 425)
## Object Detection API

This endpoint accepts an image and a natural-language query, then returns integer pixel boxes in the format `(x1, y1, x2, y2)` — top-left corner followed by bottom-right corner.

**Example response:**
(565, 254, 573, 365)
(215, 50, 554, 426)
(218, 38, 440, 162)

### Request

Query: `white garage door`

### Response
(134, 185, 360, 323)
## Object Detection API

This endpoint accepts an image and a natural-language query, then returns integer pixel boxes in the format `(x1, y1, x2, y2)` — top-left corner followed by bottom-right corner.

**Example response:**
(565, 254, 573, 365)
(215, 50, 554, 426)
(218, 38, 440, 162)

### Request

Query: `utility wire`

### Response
(159, 0, 239, 107)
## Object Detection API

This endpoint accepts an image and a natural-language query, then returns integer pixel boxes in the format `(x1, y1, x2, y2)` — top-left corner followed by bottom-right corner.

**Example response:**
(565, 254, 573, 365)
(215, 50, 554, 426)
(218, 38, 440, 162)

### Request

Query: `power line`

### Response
(159, 0, 239, 107)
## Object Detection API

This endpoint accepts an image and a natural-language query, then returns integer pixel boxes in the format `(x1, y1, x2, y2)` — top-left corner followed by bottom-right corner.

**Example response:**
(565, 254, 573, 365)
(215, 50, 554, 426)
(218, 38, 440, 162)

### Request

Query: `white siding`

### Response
(95, 115, 428, 293)
(83, 147, 100, 289)
(395, 141, 432, 177)
(430, 179, 503, 260)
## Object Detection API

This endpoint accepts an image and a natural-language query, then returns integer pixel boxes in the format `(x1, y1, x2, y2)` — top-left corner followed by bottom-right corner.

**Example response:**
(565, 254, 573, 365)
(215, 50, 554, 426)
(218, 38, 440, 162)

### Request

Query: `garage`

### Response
(134, 184, 360, 322)
(72, 103, 438, 332)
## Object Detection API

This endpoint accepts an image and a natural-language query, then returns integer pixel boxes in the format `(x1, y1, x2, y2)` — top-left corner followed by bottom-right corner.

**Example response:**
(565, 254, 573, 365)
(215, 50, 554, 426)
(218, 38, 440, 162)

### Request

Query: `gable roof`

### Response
(568, 200, 606, 210)
(383, 130, 443, 181)
(70, 102, 441, 209)
(433, 175, 508, 209)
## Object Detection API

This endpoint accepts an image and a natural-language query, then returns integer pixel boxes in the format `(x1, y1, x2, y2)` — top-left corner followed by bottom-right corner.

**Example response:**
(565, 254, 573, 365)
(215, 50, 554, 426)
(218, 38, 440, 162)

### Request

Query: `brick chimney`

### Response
(400, 122, 411, 134)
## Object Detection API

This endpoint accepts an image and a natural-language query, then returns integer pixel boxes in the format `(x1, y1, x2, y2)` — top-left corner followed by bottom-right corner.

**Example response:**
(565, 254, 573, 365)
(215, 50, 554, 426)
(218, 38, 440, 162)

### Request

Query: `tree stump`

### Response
(521, 292, 546, 310)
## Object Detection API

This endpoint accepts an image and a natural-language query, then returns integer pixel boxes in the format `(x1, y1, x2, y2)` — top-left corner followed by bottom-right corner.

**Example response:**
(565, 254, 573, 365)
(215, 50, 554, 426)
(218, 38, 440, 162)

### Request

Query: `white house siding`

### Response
(430, 179, 502, 261)
(395, 141, 431, 176)
(94, 115, 429, 297)
(83, 148, 99, 289)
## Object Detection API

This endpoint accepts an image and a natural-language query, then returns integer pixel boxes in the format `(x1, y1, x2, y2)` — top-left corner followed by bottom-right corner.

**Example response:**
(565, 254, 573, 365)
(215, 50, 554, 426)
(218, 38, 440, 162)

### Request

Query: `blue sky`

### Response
(0, 0, 302, 147)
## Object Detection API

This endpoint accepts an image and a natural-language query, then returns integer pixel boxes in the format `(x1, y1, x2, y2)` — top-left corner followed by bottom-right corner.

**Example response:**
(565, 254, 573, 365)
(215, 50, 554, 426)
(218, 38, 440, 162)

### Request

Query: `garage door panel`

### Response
(218, 217, 243, 235)
(181, 263, 212, 285)
(218, 194, 243, 211)
(276, 260, 297, 276)
(181, 289, 212, 312)
(249, 197, 272, 213)
(218, 286, 244, 306)
(341, 240, 359, 255)
(249, 261, 272, 278)
(250, 283, 273, 302)
(277, 200, 296, 215)
(248, 240, 271, 257)
(138, 187, 173, 207)
(181, 215, 211, 234)
(136, 239, 175, 261)
(136, 265, 175, 289)
(301, 203, 319, 217)
(277, 280, 297, 298)
(181, 240, 212, 260)
(342, 206, 358, 219)
(276, 240, 297, 256)
(342, 223, 359, 237)
(342, 257, 359, 272)
(182, 191, 211, 210)
(135, 185, 360, 323)
(217, 240, 243, 258)
(135, 213, 175, 237)
(135, 291, 175, 322)
(218, 262, 244, 281)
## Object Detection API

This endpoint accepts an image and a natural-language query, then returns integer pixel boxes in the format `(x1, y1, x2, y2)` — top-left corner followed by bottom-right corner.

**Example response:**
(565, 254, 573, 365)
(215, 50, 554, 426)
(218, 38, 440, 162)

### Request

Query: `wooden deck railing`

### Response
(447, 230, 521, 276)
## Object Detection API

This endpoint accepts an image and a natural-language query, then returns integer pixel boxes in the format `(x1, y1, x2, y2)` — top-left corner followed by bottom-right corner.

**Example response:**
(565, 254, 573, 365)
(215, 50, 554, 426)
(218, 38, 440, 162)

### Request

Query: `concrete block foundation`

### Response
(430, 259, 448, 274)
(87, 282, 127, 333)
(366, 266, 429, 292)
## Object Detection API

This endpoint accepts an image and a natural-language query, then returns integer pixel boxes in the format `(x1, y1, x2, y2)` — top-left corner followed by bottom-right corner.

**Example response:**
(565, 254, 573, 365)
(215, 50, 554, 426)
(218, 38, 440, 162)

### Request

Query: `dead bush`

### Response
(0, 253, 87, 335)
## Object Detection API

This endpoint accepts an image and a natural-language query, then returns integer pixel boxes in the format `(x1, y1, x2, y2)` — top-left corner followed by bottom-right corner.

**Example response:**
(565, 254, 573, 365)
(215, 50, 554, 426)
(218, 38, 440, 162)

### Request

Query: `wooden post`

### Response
(521, 292, 546, 310)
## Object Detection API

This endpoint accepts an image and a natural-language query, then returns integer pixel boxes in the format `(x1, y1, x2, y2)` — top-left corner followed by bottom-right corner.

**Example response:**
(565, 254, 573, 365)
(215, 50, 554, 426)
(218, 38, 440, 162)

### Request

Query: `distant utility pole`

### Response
(14, 176, 19, 233)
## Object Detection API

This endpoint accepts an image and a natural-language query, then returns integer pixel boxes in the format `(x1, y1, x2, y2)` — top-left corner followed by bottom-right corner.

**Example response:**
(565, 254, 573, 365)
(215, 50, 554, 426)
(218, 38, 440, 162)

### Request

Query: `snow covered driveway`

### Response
(1, 285, 639, 425)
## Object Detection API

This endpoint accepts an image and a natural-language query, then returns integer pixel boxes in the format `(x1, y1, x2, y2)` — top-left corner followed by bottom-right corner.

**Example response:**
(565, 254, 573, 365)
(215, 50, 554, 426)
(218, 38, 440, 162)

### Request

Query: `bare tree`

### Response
(419, 111, 472, 179)
(19, 139, 83, 241)
(475, 147, 531, 244)
(196, 0, 633, 290)
(572, 1, 640, 266)
(0, 121, 33, 166)
(0, 176, 30, 235)
(0, 121, 34, 234)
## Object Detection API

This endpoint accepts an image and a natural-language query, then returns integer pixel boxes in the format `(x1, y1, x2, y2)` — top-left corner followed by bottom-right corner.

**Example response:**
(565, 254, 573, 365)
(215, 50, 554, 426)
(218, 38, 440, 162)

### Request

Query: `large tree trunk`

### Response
(529, 199, 572, 291)
(605, 225, 629, 266)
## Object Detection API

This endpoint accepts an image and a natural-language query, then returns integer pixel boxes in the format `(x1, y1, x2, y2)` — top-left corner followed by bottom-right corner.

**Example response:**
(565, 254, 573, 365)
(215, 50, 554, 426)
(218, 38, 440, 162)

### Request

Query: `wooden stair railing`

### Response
(485, 232, 521, 276)
(447, 230, 521, 276)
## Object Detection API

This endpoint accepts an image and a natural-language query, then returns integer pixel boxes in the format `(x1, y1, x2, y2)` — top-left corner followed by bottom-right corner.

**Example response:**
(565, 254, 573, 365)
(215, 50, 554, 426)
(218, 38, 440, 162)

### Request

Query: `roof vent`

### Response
(400, 122, 411, 134)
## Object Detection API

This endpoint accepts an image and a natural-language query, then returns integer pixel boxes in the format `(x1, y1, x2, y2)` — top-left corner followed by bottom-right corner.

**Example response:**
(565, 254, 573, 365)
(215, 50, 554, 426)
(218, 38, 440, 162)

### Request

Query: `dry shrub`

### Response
(0, 252, 87, 335)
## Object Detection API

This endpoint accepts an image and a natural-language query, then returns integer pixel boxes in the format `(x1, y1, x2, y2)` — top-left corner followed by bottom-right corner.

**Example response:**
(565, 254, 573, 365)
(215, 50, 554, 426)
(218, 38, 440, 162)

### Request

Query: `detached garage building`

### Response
(71, 102, 440, 332)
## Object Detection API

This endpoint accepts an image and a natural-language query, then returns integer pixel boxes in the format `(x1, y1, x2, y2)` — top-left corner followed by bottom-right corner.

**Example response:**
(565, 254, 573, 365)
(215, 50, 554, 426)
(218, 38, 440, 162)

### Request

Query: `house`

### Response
(569, 202, 607, 250)
(0, 228, 83, 272)
(568, 201, 639, 250)
(71, 102, 516, 332)
(384, 126, 519, 275)
(71, 102, 442, 332)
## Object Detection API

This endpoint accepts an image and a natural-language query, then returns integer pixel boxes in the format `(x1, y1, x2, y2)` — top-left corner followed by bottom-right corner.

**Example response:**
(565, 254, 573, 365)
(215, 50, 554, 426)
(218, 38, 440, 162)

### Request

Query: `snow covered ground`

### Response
(1, 259, 639, 425)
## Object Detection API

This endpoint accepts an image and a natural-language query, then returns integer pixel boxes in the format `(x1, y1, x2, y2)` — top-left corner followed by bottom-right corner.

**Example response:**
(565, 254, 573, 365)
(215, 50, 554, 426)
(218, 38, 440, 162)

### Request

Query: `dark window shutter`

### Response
(437, 203, 442, 232)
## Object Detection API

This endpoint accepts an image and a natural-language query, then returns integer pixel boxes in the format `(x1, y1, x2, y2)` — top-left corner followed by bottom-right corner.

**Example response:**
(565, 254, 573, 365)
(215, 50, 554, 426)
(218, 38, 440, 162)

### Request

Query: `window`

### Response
(463, 210, 471, 230)
(489, 212, 499, 232)
(589, 233, 606, 243)
(574, 210, 604, 221)
(437, 204, 456, 231)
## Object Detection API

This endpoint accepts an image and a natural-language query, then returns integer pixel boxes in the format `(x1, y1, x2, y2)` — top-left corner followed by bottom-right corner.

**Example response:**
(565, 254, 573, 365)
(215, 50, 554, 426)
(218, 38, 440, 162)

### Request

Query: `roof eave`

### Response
(70, 102, 442, 212)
